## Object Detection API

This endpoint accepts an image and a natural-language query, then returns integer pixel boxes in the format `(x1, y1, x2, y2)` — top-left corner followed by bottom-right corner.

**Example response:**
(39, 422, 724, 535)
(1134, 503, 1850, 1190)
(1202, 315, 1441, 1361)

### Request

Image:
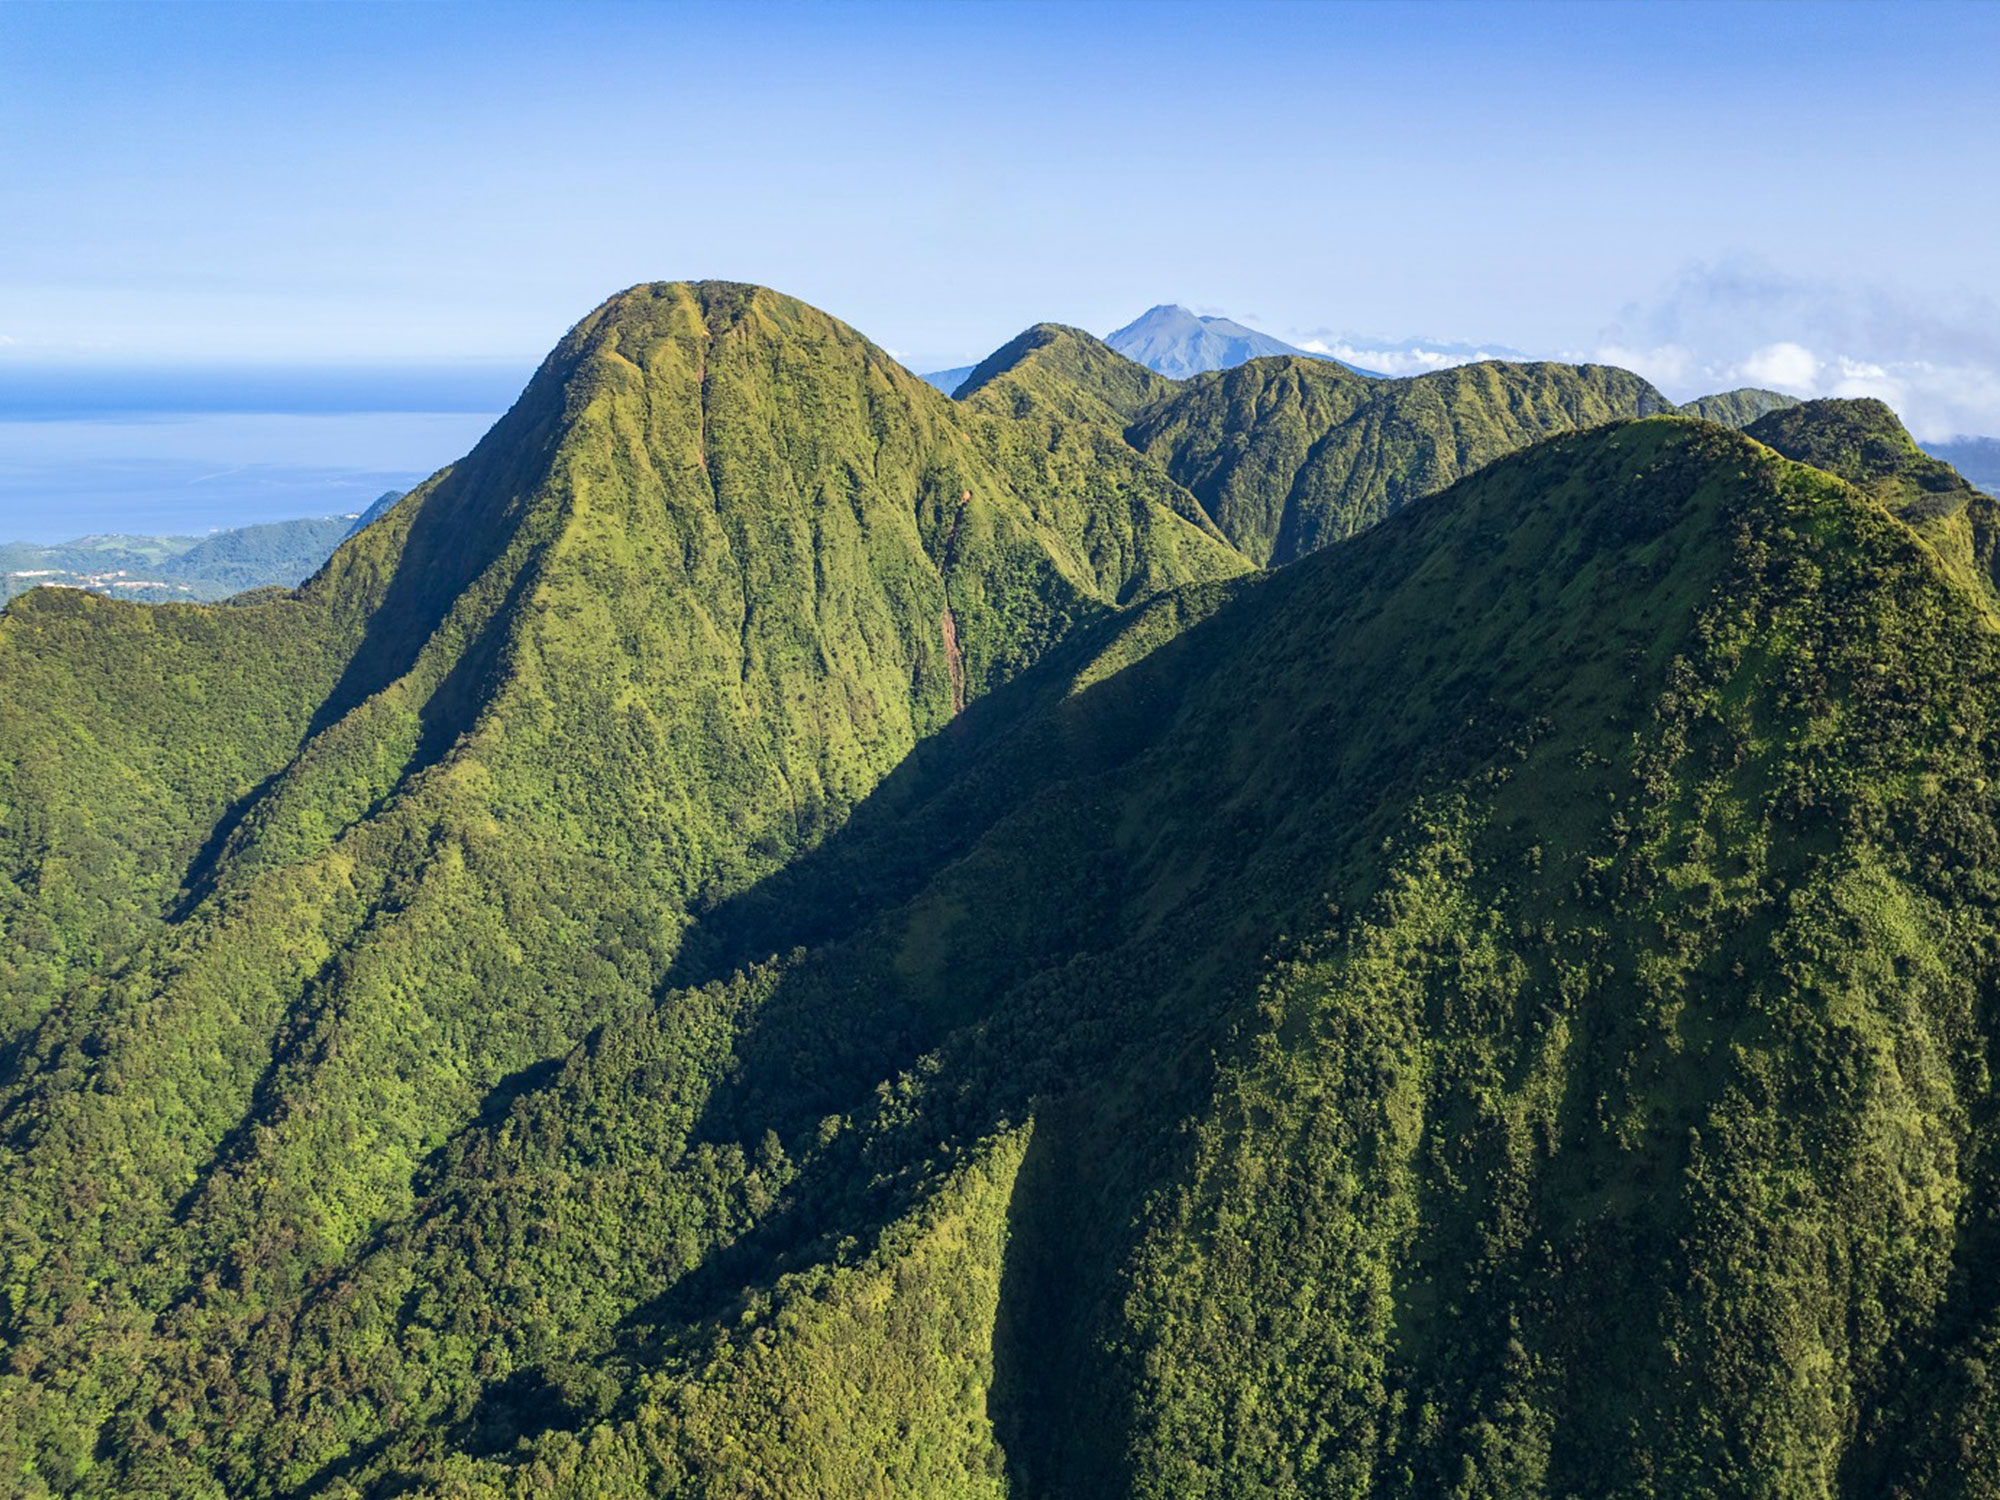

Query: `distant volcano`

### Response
(1106, 302, 1378, 378)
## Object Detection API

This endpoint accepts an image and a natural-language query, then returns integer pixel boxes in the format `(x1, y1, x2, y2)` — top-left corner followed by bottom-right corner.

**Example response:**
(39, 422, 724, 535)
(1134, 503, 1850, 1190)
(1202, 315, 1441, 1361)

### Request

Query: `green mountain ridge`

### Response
(1126, 353, 1675, 565)
(941, 322, 1683, 568)
(4, 283, 1999, 1498)
(1747, 397, 1977, 512)
(955, 322, 1177, 426)
(1921, 436, 2000, 498)
(1676, 386, 1803, 428)
(1744, 396, 2000, 620)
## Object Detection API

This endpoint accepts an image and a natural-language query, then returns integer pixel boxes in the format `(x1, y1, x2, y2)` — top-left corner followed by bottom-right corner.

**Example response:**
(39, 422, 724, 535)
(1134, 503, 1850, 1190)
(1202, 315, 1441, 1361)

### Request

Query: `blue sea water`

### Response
(0, 364, 523, 542)
(0, 411, 502, 541)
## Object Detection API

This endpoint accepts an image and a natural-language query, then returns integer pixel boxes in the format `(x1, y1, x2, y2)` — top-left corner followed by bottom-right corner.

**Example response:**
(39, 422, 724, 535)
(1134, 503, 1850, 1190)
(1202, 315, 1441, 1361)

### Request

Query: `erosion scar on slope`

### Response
(941, 604, 965, 715)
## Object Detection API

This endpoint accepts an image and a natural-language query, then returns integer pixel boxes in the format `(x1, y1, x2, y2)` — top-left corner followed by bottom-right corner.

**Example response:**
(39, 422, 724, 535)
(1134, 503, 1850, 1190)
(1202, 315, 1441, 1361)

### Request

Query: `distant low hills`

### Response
(0, 492, 404, 602)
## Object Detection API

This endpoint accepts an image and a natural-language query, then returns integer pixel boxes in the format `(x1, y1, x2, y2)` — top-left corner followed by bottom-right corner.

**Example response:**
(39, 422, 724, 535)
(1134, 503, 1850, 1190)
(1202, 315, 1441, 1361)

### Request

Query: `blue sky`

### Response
(2, 0, 1998, 535)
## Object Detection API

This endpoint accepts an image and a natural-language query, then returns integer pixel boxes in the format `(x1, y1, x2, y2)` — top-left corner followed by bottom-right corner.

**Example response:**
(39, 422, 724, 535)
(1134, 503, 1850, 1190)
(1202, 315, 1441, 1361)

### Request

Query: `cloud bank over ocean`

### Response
(1290, 334, 1533, 379)
(1586, 258, 2000, 440)
(1275, 259, 2000, 441)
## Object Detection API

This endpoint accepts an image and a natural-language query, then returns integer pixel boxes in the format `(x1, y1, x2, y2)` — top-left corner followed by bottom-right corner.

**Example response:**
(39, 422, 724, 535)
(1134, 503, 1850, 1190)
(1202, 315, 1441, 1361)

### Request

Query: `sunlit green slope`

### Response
(949, 325, 1679, 571)
(955, 322, 1176, 427)
(1678, 386, 1801, 428)
(0, 281, 1247, 1496)
(1125, 354, 1675, 564)
(1747, 396, 2000, 617)
(1748, 396, 1976, 514)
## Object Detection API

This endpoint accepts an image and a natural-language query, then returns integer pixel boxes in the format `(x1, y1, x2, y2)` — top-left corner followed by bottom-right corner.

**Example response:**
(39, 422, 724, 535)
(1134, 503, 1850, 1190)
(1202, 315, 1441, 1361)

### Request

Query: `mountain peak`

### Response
(1106, 302, 1367, 380)
(1746, 396, 1972, 514)
(954, 322, 1173, 424)
(558, 280, 907, 380)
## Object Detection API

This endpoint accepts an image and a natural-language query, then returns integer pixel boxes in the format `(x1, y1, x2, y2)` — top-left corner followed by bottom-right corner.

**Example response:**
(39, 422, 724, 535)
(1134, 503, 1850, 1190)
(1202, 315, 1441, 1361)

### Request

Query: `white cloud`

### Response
(1569, 335, 2000, 443)
(1165, 261, 2000, 441)
(1292, 330, 1533, 378)
(1590, 342, 1700, 391)
(1592, 257, 2000, 439)
(1735, 342, 1821, 392)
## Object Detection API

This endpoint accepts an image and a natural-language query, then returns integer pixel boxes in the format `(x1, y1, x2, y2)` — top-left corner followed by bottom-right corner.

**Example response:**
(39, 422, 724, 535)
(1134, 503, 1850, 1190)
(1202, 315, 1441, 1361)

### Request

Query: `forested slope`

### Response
(1678, 387, 1801, 428)
(378, 416, 1997, 1500)
(950, 325, 1675, 569)
(1123, 354, 1673, 564)
(1747, 397, 2000, 617)
(5, 287, 2000, 1499)
(0, 281, 1245, 1497)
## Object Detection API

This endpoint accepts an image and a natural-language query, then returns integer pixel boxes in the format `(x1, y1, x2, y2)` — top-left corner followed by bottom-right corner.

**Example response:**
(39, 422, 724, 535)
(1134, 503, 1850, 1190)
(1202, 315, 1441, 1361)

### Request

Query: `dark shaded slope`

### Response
(1128, 355, 1674, 564)
(37, 416, 2000, 1499)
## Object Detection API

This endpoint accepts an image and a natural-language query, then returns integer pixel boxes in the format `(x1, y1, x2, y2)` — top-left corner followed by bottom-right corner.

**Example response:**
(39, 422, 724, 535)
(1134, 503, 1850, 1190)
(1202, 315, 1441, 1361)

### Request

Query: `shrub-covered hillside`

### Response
(4, 286, 1999, 1499)
(1123, 354, 1673, 564)
(949, 324, 1678, 569)
(0, 280, 1247, 1495)
(1678, 386, 1802, 428)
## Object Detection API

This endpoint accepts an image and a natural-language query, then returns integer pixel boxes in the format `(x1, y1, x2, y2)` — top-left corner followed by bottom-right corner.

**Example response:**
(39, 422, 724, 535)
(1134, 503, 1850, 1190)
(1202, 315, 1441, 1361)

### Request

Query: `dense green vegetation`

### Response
(0, 500, 401, 603)
(1923, 436, 2000, 498)
(1745, 398, 2000, 617)
(0, 281, 1243, 1496)
(5, 283, 2000, 1498)
(945, 325, 1677, 568)
(1677, 387, 1802, 428)
(956, 323, 1176, 427)
(1747, 397, 1973, 512)
(1125, 354, 1673, 564)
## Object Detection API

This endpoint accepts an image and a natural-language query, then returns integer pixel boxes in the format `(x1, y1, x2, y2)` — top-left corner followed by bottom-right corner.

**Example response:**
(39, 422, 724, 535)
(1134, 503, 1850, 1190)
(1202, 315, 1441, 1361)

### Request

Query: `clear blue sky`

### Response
(3, 0, 1998, 432)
